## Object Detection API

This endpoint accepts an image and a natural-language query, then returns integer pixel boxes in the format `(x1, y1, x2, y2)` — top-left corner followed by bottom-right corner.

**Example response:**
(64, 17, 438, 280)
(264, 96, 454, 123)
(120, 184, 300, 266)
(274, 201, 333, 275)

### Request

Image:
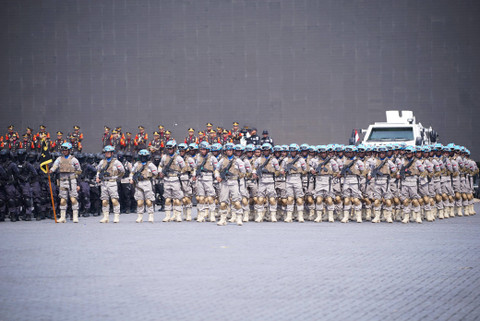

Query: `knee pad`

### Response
(430, 199, 435, 206)
(145, 199, 153, 207)
(306, 195, 314, 205)
(241, 197, 249, 206)
(467, 194, 473, 201)
(137, 200, 144, 207)
(281, 198, 288, 206)
(412, 199, 420, 207)
(462, 193, 468, 200)
(423, 196, 430, 204)
(253, 197, 258, 203)
(343, 197, 351, 206)
(182, 197, 190, 205)
(455, 192, 461, 201)
(60, 198, 67, 206)
(384, 199, 392, 207)
(418, 198, 424, 206)
(448, 196, 454, 203)
(435, 194, 443, 202)
(207, 196, 215, 204)
(296, 198, 304, 206)
(335, 196, 342, 204)
(257, 197, 265, 205)
(402, 199, 410, 206)
(364, 198, 371, 206)
(233, 201, 242, 209)
(112, 199, 119, 206)
(325, 197, 334, 206)
(373, 199, 381, 207)
(220, 202, 228, 210)
(269, 197, 276, 205)
(442, 193, 448, 201)
(173, 199, 182, 206)
(287, 196, 294, 205)
(197, 196, 205, 204)
(165, 198, 172, 206)
(70, 197, 78, 205)
(315, 196, 323, 204)
(393, 197, 401, 206)
(352, 198, 361, 206)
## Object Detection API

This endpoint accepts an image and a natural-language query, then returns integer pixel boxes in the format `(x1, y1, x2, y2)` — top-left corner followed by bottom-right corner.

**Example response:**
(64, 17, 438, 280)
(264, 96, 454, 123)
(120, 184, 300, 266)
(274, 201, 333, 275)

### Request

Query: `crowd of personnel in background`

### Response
(0, 130, 477, 225)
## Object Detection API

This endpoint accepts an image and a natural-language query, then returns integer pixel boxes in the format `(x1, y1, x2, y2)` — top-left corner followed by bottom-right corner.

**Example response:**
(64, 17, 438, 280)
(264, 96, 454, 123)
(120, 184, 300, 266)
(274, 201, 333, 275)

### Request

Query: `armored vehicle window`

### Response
(367, 127, 414, 142)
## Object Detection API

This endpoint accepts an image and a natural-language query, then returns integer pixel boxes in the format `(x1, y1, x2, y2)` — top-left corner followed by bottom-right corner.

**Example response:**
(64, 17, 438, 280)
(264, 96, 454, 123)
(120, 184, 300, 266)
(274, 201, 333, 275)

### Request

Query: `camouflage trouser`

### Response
(196, 177, 215, 213)
(372, 178, 392, 211)
(58, 177, 79, 210)
(314, 176, 335, 211)
(164, 177, 184, 212)
(219, 180, 241, 216)
(256, 180, 277, 212)
(399, 178, 420, 214)
(100, 180, 120, 214)
(342, 176, 362, 211)
(134, 179, 155, 215)
(286, 175, 304, 212)
(440, 177, 454, 208)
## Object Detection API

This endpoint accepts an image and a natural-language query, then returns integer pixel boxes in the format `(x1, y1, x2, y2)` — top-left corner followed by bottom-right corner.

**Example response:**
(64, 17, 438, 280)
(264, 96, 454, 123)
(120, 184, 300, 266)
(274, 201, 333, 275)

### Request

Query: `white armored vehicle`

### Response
(350, 110, 439, 147)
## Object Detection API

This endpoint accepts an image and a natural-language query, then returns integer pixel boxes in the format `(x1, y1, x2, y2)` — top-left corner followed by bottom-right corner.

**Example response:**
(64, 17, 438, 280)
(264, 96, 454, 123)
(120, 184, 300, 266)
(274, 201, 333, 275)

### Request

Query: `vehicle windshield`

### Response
(366, 127, 414, 142)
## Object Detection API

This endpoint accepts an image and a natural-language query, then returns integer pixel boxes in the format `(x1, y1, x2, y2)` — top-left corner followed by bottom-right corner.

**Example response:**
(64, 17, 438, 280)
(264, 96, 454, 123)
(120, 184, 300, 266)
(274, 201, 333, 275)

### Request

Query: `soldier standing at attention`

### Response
(35, 125, 50, 141)
(135, 126, 148, 151)
(148, 131, 163, 157)
(102, 126, 111, 148)
(123, 132, 136, 154)
(130, 149, 158, 223)
(158, 140, 186, 222)
(194, 142, 218, 222)
(230, 122, 243, 144)
(96, 145, 125, 223)
(185, 128, 197, 145)
(259, 130, 274, 146)
(51, 131, 66, 152)
(49, 142, 82, 223)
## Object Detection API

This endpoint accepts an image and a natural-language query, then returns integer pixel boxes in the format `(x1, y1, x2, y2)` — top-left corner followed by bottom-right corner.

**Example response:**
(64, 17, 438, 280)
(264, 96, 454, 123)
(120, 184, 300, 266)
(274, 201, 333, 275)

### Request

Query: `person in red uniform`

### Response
(35, 125, 50, 141)
(197, 131, 207, 144)
(185, 128, 196, 145)
(22, 134, 36, 151)
(135, 126, 148, 151)
(220, 129, 232, 145)
(102, 126, 111, 148)
(2, 125, 19, 144)
(51, 131, 66, 152)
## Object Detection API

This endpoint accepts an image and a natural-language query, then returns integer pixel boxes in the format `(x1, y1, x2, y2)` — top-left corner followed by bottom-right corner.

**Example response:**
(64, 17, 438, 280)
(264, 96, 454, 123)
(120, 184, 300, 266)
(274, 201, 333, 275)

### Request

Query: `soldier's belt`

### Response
(59, 177, 75, 181)
(104, 178, 118, 182)
(167, 173, 179, 177)
(287, 173, 301, 177)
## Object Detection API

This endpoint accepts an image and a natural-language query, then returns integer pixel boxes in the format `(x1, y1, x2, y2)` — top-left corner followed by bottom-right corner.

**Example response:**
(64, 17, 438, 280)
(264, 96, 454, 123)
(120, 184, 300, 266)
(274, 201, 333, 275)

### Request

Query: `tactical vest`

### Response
(286, 157, 302, 175)
(140, 162, 153, 178)
(198, 154, 215, 172)
(343, 159, 361, 176)
(220, 157, 240, 177)
(375, 158, 391, 175)
(403, 158, 420, 176)
(59, 156, 75, 173)
(101, 158, 119, 176)
(258, 156, 276, 174)
(164, 155, 181, 173)
(317, 157, 335, 175)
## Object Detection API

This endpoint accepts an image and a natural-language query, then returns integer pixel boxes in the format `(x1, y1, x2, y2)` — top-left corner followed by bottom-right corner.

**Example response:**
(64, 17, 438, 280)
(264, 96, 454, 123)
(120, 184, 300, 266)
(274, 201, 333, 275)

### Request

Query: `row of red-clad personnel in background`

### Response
(1, 122, 271, 154)
(101, 122, 268, 155)
(0, 125, 83, 153)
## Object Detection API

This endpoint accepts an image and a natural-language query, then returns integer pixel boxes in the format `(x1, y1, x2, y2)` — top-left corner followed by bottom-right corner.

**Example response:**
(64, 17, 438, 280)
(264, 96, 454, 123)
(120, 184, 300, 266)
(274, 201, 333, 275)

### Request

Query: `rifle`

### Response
(256, 157, 272, 179)
(369, 158, 388, 181)
(162, 155, 176, 177)
(399, 158, 415, 180)
(340, 160, 356, 176)
(315, 156, 331, 174)
(220, 158, 235, 180)
(132, 163, 146, 192)
(98, 161, 111, 180)
(285, 156, 300, 174)
(196, 155, 210, 177)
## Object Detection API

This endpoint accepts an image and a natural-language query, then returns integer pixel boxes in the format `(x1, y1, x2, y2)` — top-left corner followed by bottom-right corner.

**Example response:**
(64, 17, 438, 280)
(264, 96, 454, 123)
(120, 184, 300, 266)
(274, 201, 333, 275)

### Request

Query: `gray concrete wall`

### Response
(1, 0, 479, 157)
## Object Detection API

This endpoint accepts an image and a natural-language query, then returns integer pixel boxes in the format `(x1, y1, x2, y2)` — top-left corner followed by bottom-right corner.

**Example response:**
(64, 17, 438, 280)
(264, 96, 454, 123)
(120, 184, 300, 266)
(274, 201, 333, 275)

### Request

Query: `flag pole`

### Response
(46, 164, 57, 223)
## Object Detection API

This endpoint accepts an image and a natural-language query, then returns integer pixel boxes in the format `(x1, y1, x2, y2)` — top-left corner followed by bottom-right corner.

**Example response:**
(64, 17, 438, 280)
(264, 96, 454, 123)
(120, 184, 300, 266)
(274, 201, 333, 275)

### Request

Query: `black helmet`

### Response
(86, 153, 95, 164)
(0, 149, 11, 162)
(27, 152, 38, 163)
(124, 152, 133, 162)
(16, 149, 27, 162)
(117, 151, 125, 162)
(76, 153, 86, 163)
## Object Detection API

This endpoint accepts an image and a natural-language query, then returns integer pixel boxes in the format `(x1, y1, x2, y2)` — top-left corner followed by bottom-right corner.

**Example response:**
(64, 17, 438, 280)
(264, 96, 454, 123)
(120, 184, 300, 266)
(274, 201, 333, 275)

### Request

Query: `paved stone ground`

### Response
(1, 204, 479, 321)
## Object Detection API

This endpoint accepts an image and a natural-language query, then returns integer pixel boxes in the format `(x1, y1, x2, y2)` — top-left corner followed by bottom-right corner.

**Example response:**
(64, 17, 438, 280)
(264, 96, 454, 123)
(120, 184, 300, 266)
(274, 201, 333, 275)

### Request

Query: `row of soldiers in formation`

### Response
(0, 124, 84, 153)
(102, 122, 273, 155)
(1, 137, 476, 225)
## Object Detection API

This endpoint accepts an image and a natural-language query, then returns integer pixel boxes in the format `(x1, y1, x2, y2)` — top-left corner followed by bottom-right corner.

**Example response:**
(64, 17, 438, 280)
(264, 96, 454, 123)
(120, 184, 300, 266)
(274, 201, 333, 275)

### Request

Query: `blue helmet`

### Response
(234, 144, 245, 151)
(165, 140, 177, 148)
(261, 143, 273, 151)
(211, 143, 223, 152)
(344, 145, 357, 152)
(199, 141, 210, 150)
(423, 146, 431, 153)
(273, 145, 282, 152)
(433, 143, 443, 151)
(308, 146, 317, 152)
(138, 149, 150, 156)
(405, 146, 416, 153)
(377, 146, 387, 152)
(189, 143, 198, 150)
(245, 144, 256, 152)
(103, 145, 114, 152)
(61, 142, 73, 150)
(178, 143, 188, 151)
(289, 143, 300, 152)
(357, 144, 366, 152)
(300, 143, 309, 151)
(317, 145, 327, 152)
(224, 143, 235, 151)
